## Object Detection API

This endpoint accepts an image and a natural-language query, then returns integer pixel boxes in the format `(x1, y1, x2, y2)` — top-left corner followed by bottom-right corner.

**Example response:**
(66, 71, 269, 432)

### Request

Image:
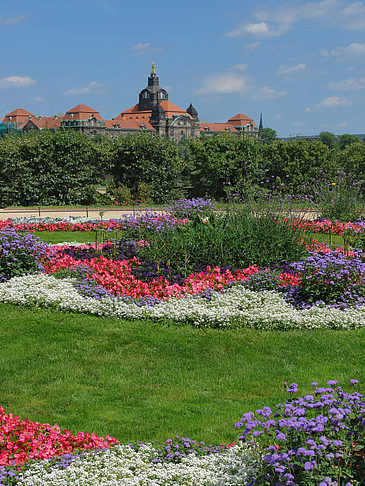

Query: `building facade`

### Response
(1, 64, 258, 140)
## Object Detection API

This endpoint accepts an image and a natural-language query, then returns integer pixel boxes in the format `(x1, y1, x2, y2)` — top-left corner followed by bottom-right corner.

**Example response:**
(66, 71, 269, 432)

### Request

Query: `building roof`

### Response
(117, 100, 192, 120)
(227, 113, 256, 127)
(2, 108, 36, 123)
(200, 122, 237, 132)
(63, 104, 103, 120)
(104, 118, 154, 131)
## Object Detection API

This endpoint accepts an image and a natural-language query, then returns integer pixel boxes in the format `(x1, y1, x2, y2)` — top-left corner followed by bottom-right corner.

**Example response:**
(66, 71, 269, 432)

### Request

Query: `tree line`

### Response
(0, 128, 364, 206)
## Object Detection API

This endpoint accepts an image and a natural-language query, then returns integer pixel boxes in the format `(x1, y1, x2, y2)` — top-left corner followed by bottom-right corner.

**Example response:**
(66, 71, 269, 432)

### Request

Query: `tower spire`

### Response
(151, 61, 156, 76)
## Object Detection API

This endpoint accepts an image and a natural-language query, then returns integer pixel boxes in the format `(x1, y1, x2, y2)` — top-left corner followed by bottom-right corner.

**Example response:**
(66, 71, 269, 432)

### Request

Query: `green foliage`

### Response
(137, 181, 153, 204)
(107, 133, 184, 203)
(344, 229, 365, 251)
(319, 131, 338, 150)
(340, 140, 365, 177)
(310, 171, 365, 222)
(338, 133, 360, 150)
(112, 185, 132, 205)
(186, 134, 264, 200)
(138, 204, 307, 275)
(259, 127, 277, 144)
(261, 138, 334, 194)
(0, 129, 102, 206)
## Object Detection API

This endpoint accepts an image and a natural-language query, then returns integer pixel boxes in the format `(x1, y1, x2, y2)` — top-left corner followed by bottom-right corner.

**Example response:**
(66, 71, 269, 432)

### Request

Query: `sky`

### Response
(0, 0, 365, 138)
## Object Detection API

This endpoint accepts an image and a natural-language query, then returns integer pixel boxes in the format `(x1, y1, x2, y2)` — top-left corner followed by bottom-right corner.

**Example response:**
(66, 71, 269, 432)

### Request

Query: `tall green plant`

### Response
(138, 203, 307, 274)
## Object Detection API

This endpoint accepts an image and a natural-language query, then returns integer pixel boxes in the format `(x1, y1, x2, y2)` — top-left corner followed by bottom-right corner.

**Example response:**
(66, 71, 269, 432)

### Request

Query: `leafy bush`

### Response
(236, 380, 364, 485)
(107, 133, 184, 203)
(113, 185, 132, 206)
(0, 229, 47, 281)
(0, 130, 102, 206)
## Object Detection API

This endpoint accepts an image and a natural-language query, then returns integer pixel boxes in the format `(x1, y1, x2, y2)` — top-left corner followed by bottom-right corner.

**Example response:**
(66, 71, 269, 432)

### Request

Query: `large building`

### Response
(1, 64, 258, 140)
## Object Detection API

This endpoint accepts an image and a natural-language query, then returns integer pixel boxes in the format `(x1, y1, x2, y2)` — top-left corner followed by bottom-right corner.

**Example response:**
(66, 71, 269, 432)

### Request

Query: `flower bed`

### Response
(1, 380, 363, 485)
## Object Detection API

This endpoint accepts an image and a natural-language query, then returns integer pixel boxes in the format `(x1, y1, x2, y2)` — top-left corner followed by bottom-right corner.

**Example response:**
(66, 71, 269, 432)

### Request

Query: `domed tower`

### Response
(186, 103, 199, 121)
(138, 62, 168, 111)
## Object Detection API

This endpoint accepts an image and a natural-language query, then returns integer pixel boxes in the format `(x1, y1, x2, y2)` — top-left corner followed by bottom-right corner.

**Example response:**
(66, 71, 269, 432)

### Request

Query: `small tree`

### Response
(319, 131, 338, 150)
(260, 127, 277, 144)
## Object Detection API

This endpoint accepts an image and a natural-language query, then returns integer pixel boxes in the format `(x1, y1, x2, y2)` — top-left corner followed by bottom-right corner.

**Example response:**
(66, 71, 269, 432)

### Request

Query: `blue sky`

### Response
(1, 0, 365, 137)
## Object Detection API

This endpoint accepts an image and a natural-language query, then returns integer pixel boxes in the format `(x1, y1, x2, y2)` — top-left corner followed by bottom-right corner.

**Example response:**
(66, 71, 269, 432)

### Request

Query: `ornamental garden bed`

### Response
(0, 202, 364, 485)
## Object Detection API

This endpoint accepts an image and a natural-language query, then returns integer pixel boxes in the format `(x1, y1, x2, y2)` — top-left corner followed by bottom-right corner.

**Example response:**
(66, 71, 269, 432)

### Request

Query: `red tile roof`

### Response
(2, 108, 36, 124)
(116, 100, 192, 120)
(63, 104, 103, 120)
(104, 118, 154, 131)
(227, 113, 256, 127)
(200, 123, 237, 132)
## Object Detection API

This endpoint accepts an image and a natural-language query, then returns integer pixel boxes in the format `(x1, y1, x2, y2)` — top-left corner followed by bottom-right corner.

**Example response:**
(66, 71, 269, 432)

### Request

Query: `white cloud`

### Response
(251, 86, 286, 100)
(329, 43, 365, 56)
(230, 63, 248, 71)
(29, 96, 44, 102)
(225, 0, 365, 39)
(274, 113, 283, 119)
(129, 42, 162, 57)
(244, 22, 270, 36)
(338, 121, 348, 128)
(196, 73, 251, 95)
(277, 63, 307, 75)
(316, 96, 353, 108)
(244, 41, 260, 51)
(0, 14, 25, 25)
(328, 77, 365, 90)
(0, 76, 36, 88)
(62, 81, 106, 96)
(293, 121, 306, 126)
(131, 42, 150, 51)
(304, 107, 312, 112)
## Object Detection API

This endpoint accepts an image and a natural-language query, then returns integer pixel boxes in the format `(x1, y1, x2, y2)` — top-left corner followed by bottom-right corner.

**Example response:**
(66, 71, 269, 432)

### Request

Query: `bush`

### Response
(0, 229, 47, 281)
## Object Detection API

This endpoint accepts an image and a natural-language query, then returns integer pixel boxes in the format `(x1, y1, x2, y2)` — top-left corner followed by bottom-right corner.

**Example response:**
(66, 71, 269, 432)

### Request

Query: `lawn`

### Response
(1, 302, 363, 446)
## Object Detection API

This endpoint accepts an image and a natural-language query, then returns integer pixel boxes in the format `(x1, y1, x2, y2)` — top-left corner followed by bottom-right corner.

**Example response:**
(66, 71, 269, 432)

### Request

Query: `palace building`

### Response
(1, 64, 258, 140)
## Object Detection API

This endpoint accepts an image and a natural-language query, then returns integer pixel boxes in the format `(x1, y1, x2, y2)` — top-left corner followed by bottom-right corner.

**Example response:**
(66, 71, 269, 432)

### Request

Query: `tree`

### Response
(186, 133, 263, 200)
(260, 127, 277, 144)
(107, 133, 184, 203)
(0, 129, 101, 206)
(319, 131, 338, 150)
(261, 138, 334, 193)
(338, 133, 360, 150)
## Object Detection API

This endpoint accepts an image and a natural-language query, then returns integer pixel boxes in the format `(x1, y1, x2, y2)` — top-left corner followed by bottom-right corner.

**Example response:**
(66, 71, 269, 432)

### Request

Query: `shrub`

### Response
(0, 229, 47, 281)
(113, 185, 132, 206)
(235, 380, 364, 486)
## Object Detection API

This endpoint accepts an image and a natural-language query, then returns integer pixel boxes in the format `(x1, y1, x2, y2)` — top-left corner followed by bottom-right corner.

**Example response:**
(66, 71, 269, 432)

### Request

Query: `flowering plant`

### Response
(287, 250, 365, 309)
(0, 406, 118, 467)
(235, 380, 364, 485)
(0, 229, 47, 282)
(166, 197, 216, 219)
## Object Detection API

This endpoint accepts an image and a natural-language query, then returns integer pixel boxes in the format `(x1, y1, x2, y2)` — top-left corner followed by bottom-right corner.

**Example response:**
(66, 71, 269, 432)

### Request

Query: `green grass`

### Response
(0, 303, 363, 446)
